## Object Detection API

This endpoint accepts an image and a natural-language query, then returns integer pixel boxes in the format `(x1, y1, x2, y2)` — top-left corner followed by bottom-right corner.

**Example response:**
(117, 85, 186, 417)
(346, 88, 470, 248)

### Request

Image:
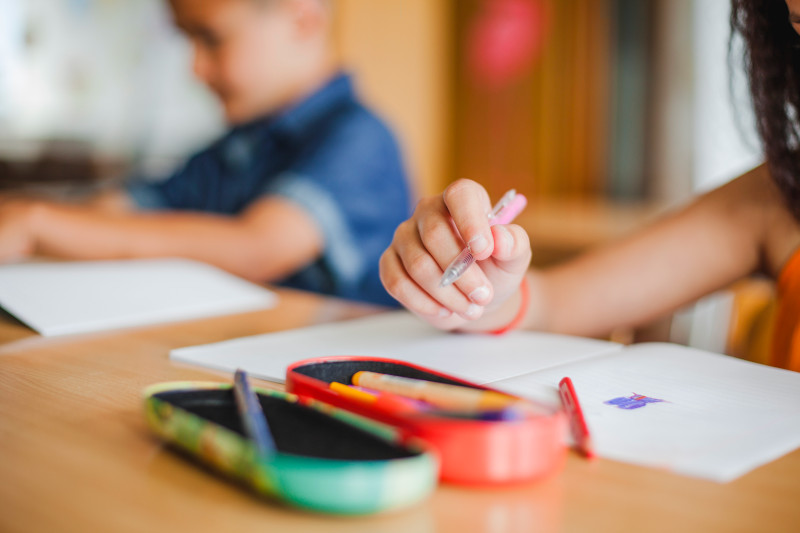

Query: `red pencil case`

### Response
(285, 356, 567, 485)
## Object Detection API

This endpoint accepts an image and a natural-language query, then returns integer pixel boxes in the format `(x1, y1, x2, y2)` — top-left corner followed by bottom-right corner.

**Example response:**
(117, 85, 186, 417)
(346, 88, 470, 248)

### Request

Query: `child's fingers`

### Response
(410, 196, 495, 310)
(394, 219, 487, 320)
(380, 248, 449, 318)
(381, 186, 525, 325)
(469, 224, 531, 311)
(381, 248, 475, 330)
(490, 224, 533, 274)
(456, 276, 494, 305)
(414, 199, 495, 303)
(442, 179, 494, 261)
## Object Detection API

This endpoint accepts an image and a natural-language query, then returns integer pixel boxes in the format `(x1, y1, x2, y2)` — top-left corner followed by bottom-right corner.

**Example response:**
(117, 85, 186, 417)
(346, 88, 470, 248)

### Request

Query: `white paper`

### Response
(170, 311, 620, 384)
(0, 258, 277, 336)
(491, 343, 800, 482)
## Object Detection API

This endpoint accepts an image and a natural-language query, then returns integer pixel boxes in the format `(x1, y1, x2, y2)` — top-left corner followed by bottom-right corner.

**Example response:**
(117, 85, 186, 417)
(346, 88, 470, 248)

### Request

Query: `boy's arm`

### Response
(1, 195, 323, 282)
(87, 189, 138, 213)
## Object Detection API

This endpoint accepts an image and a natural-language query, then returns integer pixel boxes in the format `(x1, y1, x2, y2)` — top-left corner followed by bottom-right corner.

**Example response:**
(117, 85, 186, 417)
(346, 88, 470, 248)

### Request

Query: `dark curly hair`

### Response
(731, 0, 800, 220)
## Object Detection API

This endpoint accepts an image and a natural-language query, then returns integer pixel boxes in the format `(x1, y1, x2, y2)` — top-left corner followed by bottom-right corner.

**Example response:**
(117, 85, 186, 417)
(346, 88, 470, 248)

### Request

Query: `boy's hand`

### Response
(0, 199, 37, 262)
(380, 179, 532, 331)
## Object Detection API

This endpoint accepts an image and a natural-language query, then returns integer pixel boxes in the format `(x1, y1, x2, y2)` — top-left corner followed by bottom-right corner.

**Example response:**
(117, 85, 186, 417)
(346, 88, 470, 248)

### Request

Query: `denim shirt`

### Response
(127, 73, 411, 306)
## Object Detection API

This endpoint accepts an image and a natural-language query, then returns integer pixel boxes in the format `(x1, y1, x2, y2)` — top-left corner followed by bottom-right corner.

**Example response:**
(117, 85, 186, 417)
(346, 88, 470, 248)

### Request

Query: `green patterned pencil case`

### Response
(143, 381, 438, 515)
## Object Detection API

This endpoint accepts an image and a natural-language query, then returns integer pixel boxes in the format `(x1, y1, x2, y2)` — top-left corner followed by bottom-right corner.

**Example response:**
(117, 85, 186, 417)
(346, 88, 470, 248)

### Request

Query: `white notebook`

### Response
(0, 258, 277, 336)
(171, 311, 800, 483)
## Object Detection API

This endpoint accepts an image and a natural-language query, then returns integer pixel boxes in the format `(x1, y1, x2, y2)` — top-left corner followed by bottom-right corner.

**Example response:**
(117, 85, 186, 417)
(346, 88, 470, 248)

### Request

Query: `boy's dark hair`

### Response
(731, 0, 800, 220)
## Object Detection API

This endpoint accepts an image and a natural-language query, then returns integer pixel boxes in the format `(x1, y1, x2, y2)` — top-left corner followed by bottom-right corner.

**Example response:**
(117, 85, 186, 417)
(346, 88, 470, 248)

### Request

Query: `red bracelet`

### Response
(487, 277, 530, 335)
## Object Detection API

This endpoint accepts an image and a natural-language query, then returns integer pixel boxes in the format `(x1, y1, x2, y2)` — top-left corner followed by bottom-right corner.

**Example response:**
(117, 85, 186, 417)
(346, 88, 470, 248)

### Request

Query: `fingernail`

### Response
(468, 234, 489, 255)
(438, 307, 452, 318)
(465, 303, 483, 318)
(469, 285, 491, 304)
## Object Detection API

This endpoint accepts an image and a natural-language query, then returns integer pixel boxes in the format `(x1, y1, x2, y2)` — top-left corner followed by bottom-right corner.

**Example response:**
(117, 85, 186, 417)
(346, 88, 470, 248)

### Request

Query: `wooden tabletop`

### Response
(1, 287, 798, 533)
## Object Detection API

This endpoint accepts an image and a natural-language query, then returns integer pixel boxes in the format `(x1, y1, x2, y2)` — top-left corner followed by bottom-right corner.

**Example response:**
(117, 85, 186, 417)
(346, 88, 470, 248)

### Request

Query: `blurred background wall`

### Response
(0, 0, 223, 182)
(0, 0, 772, 356)
(0, 0, 761, 199)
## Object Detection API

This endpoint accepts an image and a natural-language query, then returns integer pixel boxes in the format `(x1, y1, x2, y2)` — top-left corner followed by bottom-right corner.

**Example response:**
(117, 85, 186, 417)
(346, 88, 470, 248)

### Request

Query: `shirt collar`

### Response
(269, 72, 356, 143)
(220, 72, 355, 169)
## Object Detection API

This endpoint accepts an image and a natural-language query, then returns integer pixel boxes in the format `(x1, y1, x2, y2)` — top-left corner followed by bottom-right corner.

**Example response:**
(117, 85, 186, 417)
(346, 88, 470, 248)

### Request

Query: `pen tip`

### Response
(439, 271, 459, 288)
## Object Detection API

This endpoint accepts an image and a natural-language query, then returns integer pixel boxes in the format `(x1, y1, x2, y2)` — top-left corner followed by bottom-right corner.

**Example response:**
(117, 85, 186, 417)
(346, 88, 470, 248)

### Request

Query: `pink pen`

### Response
(439, 189, 528, 287)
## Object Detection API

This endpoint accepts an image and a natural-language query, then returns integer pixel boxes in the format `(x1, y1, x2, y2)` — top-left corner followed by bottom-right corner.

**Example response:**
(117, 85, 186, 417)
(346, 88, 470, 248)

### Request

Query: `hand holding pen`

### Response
(439, 189, 528, 287)
(379, 179, 532, 331)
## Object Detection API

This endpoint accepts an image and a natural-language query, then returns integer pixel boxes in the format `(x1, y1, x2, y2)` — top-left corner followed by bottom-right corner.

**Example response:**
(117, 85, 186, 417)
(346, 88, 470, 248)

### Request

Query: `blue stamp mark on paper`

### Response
(605, 393, 665, 410)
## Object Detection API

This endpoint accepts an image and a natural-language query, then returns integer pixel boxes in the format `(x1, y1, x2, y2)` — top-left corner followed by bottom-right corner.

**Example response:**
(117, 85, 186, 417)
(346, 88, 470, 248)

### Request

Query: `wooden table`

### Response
(1, 287, 798, 533)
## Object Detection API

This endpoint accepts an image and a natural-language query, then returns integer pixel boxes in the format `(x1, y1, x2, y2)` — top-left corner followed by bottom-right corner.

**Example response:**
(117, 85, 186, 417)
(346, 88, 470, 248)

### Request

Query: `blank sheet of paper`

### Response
(170, 311, 620, 384)
(0, 258, 277, 336)
(491, 343, 800, 482)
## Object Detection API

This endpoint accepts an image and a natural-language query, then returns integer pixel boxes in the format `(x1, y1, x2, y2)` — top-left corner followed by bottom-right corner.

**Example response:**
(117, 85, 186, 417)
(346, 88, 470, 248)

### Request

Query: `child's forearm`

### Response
(523, 180, 766, 337)
(461, 171, 769, 338)
(27, 199, 322, 281)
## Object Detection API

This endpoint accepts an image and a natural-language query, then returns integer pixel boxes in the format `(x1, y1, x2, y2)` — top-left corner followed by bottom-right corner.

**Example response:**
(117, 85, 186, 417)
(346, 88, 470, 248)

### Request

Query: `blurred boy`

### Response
(0, 0, 411, 306)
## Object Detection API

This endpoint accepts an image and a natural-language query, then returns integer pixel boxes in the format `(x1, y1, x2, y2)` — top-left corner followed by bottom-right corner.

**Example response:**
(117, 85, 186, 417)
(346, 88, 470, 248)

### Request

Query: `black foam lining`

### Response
(292, 360, 481, 389)
(153, 389, 417, 460)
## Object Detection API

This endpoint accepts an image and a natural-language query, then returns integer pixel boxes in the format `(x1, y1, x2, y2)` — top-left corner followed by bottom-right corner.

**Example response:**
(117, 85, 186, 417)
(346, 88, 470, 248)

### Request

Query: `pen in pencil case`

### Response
(351, 385, 433, 410)
(428, 406, 525, 422)
(329, 382, 425, 413)
(332, 382, 522, 421)
(233, 369, 277, 456)
(439, 189, 528, 288)
(351, 371, 521, 413)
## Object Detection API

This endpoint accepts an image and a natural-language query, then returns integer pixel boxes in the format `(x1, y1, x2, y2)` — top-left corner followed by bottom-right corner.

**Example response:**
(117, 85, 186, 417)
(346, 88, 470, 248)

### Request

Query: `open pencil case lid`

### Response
(285, 357, 568, 485)
(142, 381, 438, 515)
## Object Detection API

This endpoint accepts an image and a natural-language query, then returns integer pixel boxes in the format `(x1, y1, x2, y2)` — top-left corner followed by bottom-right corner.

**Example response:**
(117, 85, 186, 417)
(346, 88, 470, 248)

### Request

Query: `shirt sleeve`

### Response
(124, 148, 223, 212)
(262, 109, 412, 304)
(125, 179, 171, 211)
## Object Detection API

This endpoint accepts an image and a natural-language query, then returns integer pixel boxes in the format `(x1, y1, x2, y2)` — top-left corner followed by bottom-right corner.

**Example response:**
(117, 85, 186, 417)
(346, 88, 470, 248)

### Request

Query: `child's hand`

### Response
(380, 179, 531, 331)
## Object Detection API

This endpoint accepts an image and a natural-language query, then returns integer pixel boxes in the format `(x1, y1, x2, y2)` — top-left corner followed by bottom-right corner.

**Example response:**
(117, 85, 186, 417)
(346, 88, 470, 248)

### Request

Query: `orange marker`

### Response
(329, 382, 423, 414)
(330, 381, 376, 403)
(351, 371, 519, 412)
